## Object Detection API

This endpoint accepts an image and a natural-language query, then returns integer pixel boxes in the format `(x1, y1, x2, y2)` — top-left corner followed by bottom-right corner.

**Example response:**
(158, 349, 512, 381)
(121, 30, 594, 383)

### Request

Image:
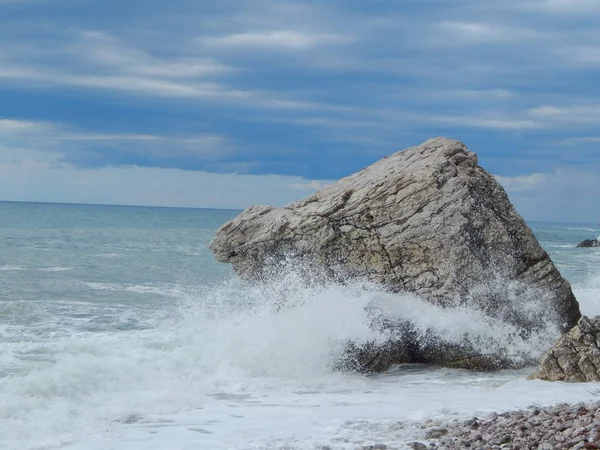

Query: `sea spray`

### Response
(220, 258, 566, 372)
(0, 267, 598, 449)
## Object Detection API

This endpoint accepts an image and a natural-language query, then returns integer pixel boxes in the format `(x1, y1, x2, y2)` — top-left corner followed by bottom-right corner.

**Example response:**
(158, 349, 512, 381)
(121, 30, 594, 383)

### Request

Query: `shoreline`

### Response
(413, 400, 600, 450)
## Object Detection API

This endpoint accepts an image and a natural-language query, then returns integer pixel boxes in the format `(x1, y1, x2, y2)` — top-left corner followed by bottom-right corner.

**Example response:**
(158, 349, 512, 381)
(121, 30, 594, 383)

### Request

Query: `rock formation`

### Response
(530, 316, 600, 382)
(577, 239, 600, 248)
(210, 137, 581, 370)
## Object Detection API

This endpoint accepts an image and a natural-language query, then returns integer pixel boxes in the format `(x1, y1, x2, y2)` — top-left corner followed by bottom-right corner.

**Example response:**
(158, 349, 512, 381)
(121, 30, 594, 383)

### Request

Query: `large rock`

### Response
(530, 316, 600, 382)
(210, 137, 581, 369)
(577, 239, 600, 248)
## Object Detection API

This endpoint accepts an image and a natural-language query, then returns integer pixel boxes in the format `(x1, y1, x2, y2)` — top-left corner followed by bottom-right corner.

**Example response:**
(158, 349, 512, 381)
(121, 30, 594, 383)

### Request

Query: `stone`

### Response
(408, 443, 428, 450)
(577, 239, 600, 248)
(425, 428, 449, 439)
(486, 412, 499, 421)
(210, 137, 581, 371)
(530, 316, 600, 382)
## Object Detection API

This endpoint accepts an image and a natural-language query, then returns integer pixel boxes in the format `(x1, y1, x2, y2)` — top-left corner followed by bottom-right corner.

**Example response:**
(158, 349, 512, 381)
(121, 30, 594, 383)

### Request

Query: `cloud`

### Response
(435, 21, 542, 45)
(0, 160, 333, 210)
(495, 173, 547, 192)
(0, 119, 53, 133)
(526, 0, 600, 13)
(496, 169, 600, 223)
(528, 105, 600, 125)
(1, 0, 600, 202)
(560, 137, 600, 145)
(288, 180, 332, 190)
(204, 30, 351, 51)
(0, 118, 235, 169)
(0, 33, 246, 100)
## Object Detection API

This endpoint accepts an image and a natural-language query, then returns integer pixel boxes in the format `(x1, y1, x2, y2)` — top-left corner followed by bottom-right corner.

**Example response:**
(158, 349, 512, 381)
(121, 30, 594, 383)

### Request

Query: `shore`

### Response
(413, 401, 600, 450)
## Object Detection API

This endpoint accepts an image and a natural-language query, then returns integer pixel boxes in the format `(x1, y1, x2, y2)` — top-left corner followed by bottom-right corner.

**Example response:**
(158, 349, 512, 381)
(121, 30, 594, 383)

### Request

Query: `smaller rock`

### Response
(530, 316, 600, 382)
(408, 443, 428, 450)
(577, 239, 600, 248)
(425, 428, 449, 439)
(486, 412, 499, 421)
(464, 417, 479, 427)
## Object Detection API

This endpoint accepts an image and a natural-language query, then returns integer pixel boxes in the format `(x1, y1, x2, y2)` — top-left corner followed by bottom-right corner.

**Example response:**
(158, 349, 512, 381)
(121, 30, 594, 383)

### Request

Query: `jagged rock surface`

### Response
(530, 316, 600, 382)
(210, 137, 581, 370)
(577, 239, 600, 248)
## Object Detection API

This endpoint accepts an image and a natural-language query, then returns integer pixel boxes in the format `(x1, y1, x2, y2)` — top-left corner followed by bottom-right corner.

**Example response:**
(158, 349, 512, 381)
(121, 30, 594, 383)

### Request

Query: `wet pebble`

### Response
(421, 401, 600, 450)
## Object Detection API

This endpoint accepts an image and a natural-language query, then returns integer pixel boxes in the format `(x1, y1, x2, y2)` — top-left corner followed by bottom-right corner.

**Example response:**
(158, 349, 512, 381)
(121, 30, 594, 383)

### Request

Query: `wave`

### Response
(0, 265, 26, 271)
(3, 265, 600, 449)
(85, 282, 187, 298)
(0, 265, 71, 272)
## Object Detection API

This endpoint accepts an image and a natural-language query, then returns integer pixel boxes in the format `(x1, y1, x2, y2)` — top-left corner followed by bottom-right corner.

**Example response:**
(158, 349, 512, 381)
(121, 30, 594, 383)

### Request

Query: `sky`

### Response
(0, 0, 599, 223)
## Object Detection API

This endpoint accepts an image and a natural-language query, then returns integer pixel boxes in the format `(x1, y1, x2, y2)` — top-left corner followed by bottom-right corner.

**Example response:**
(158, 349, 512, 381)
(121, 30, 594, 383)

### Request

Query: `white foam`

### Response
(84, 282, 186, 298)
(3, 271, 598, 450)
(0, 265, 25, 271)
(38, 267, 71, 272)
(574, 271, 600, 317)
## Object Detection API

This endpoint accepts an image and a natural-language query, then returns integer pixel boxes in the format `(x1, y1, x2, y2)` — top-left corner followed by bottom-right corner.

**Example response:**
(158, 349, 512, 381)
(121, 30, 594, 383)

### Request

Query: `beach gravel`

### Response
(419, 401, 600, 449)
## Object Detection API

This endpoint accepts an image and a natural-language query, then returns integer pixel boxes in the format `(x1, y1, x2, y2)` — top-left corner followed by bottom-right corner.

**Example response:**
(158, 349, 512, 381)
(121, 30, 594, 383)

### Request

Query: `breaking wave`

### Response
(2, 262, 597, 449)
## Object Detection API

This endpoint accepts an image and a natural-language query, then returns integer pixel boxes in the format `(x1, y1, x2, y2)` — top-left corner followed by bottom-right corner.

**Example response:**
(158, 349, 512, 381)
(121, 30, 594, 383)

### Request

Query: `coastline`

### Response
(414, 400, 600, 450)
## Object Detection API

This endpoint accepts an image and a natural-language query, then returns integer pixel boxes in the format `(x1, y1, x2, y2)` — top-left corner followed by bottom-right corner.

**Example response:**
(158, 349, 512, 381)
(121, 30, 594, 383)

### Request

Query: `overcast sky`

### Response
(1, 0, 599, 223)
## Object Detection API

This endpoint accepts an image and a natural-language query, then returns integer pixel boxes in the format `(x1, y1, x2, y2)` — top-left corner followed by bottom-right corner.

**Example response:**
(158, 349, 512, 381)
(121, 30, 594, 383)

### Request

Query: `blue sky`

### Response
(0, 0, 599, 222)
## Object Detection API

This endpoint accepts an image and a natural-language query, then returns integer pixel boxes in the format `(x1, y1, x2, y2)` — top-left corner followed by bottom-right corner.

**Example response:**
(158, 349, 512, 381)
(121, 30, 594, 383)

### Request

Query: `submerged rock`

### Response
(530, 316, 600, 382)
(209, 137, 581, 371)
(577, 239, 600, 248)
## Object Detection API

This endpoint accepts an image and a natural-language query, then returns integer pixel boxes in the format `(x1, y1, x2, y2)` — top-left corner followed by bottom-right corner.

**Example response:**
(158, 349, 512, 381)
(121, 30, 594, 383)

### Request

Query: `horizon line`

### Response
(0, 199, 243, 213)
(0, 199, 598, 227)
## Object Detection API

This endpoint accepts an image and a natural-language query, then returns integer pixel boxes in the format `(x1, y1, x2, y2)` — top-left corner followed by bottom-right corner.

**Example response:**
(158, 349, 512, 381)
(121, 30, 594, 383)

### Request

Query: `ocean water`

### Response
(1, 201, 600, 450)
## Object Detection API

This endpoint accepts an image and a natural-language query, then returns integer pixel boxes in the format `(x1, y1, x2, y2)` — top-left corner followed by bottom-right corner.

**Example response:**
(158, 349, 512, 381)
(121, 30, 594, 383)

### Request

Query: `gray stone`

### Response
(408, 443, 428, 450)
(210, 137, 581, 371)
(577, 239, 600, 248)
(530, 316, 600, 382)
(425, 428, 449, 439)
(486, 412, 499, 421)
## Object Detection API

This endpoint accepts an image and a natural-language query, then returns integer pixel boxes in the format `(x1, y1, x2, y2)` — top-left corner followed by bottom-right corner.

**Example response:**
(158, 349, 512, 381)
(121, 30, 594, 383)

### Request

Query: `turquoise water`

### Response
(0, 203, 237, 333)
(1, 201, 599, 450)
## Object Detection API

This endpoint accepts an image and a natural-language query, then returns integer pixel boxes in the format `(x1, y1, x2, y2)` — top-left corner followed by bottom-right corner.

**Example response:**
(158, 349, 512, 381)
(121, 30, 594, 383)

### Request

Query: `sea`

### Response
(1, 201, 600, 450)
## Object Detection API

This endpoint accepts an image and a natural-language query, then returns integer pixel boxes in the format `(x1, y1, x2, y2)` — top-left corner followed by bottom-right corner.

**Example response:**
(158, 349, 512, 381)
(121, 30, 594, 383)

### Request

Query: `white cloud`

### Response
(495, 173, 547, 192)
(0, 118, 235, 163)
(0, 30, 263, 102)
(437, 21, 541, 45)
(288, 180, 332, 190)
(560, 136, 600, 145)
(0, 119, 54, 134)
(436, 116, 543, 130)
(528, 105, 600, 125)
(496, 169, 600, 223)
(0, 161, 333, 210)
(204, 30, 350, 50)
(526, 0, 600, 13)
(76, 31, 232, 78)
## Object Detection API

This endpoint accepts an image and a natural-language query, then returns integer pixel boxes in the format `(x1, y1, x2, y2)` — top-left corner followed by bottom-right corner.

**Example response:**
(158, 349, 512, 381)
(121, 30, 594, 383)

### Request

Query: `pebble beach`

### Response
(416, 401, 600, 450)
